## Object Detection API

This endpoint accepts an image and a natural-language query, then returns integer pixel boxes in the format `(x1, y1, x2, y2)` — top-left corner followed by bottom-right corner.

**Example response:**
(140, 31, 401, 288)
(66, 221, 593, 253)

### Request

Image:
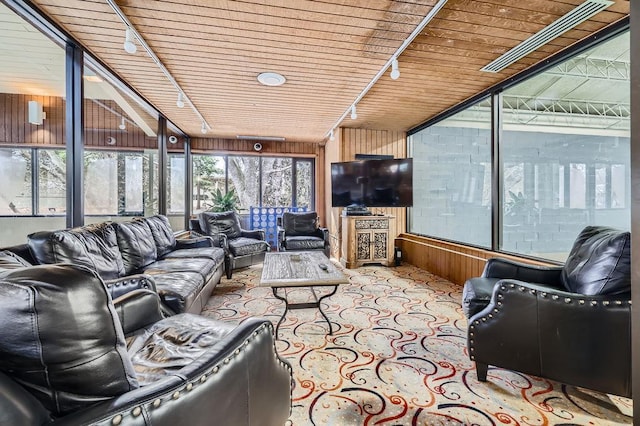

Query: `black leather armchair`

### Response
(463, 226, 631, 397)
(0, 259, 292, 425)
(196, 211, 270, 279)
(277, 211, 330, 258)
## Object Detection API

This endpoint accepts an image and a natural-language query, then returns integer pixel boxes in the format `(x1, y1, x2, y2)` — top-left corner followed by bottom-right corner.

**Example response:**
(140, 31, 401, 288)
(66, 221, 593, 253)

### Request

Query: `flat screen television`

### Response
(331, 158, 413, 207)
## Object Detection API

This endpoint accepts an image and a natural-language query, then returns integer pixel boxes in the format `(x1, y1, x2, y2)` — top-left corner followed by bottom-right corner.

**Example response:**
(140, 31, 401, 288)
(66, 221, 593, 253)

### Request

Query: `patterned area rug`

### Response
(202, 263, 632, 425)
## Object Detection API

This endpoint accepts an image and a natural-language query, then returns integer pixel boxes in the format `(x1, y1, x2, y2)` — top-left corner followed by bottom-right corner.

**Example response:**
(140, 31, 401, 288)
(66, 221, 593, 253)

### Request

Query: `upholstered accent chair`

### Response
(463, 226, 632, 397)
(196, 211, 270, 279)
(277, 211, 330, 258)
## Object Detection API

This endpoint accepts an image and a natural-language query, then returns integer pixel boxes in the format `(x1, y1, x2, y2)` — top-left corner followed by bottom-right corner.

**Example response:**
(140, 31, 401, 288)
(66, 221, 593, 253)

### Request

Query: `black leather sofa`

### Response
(463, 226, 632, 397)
(12, 215, 225, 314)
(194, 211, 270, 279)
(0, 255, 292, 425)
(277, 211, 330, 258)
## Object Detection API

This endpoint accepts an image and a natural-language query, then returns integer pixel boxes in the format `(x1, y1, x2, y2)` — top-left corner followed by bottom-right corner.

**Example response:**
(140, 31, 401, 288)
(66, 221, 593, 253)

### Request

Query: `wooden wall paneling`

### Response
(0, 93, 67, 147)
(397, 233, 553, 285)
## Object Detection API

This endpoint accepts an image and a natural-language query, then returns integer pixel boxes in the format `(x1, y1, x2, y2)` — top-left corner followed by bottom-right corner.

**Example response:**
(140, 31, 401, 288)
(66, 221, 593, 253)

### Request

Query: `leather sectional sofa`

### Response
(12, 215, 225, 314)
(0, 253, 293, 425)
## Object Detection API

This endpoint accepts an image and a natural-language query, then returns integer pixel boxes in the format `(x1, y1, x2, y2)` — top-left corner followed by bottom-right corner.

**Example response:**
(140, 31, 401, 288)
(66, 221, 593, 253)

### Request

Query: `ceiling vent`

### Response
(480, 0, 613, 73)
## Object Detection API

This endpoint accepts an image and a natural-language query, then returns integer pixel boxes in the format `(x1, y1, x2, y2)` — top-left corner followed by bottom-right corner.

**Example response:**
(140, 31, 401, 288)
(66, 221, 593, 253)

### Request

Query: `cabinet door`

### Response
(356, 230, 372, 261)
(372, 231, 388, 261)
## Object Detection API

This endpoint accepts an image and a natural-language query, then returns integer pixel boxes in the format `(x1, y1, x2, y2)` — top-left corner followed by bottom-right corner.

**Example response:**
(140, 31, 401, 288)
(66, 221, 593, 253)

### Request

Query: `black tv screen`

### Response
(331, 158, 413, 207)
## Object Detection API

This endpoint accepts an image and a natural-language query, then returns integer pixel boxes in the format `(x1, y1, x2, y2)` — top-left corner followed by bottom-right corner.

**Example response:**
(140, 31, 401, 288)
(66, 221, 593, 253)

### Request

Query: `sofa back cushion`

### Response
(561, 225, 631, 296)
(28, 222, 125, 280)
(282, 211, 318, 236)
(0, 250, 31, 273)
(0, 264, 138, 416)
(114, 220, 158, 274)
(199, 211, 242, 239)
(138, 215, 176, 257)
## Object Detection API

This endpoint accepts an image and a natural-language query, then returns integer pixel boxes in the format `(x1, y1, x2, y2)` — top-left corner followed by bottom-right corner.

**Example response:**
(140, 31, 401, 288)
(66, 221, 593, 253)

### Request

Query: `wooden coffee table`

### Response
(259, 251, 348, 339)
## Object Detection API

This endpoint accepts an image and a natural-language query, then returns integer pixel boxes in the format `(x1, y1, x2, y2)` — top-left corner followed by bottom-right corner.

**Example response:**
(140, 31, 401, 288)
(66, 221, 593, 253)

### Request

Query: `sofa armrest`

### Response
(104, 274, 157, 300)
(55, 318, 292, 426)
(482, 257, 563, 286)
(277, 227, 285, 251)
(175, 236, 213, 249)
(112, 289, 164, 335)
(240, 228, 265, 241)
(319, 227, 330, 244)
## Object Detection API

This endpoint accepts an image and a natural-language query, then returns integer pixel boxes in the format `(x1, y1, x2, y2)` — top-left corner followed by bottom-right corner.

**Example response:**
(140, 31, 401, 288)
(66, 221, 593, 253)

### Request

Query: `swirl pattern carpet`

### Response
(202, 263, 632, 426)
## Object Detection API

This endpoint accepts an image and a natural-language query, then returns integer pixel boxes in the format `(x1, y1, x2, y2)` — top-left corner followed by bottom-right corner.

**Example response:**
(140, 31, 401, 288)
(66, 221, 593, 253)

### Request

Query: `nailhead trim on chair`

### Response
(467, 283, 632, 373)
(105, 321, 294, 425)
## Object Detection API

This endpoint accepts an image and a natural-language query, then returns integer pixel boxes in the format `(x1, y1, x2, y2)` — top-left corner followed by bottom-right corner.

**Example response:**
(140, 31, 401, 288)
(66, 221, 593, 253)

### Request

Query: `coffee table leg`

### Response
(271, 287, 288, 340)
(315, 285, 338, 335)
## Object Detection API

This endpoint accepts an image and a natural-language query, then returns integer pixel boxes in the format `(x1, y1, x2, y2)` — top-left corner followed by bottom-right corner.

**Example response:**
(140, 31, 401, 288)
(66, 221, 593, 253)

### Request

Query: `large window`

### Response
(500, 31, 630, 260)
(83, 63, 159, 224)
(408, 98, 492, 248)
(408, 30, 630, 262)
(192, 154, 315, 215)
(0, 3, 67, 245)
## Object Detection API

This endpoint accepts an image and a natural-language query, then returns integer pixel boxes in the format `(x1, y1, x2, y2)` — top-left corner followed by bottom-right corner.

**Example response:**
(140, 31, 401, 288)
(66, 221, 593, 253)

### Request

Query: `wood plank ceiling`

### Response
(30, 0, 629, 143)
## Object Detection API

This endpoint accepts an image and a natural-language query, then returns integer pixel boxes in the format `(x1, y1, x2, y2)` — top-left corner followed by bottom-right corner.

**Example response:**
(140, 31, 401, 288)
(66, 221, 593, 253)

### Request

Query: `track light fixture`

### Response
(390, 58, 400, 80)
(123, 28, 137, 54)
(201, 122, 208, 134)
(118, 117, 126, 130)
(350, 105, 357, 120)
(176, 92, 185, 108)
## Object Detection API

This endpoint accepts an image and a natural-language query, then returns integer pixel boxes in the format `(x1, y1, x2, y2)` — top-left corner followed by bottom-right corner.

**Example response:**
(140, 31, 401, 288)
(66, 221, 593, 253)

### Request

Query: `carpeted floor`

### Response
(202, 262, 632, 426)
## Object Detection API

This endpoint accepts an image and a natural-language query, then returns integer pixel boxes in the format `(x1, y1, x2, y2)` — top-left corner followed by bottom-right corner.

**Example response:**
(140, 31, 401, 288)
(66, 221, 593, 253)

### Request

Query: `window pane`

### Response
(38, 150, 66, 215)
(192, 155, 226, 214)
(261, 157, 292, 207)
(408, 98, 492, 248)
(501, 31, 630, 260)
(125, 154, 144, 213)
(168, 154, 185, 214)
(85, 151, 118, 215)
(83, 63, 159, 224)
(296, 160, 313, 208)
(228, 156, 260, 214)
(0, 149, 32, 215)
(0, 4, 66, 244)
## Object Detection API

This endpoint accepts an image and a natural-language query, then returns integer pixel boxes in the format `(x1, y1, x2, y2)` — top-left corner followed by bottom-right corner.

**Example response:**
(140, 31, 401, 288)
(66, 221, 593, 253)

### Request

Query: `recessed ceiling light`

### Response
(257, 72, 286, 86)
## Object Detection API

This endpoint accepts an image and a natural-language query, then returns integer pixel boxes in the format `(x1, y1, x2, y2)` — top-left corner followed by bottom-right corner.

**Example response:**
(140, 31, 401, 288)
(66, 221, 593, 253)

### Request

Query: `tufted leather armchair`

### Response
(463, 226, 632, 397)
(0, 259, 292, 425)
(195, 211, 270, 279)
(277, 211, 330, 258)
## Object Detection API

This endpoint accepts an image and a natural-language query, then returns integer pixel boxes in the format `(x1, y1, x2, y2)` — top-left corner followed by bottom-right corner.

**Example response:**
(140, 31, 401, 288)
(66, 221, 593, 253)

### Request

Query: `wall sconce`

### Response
(28, 101, 45, 125)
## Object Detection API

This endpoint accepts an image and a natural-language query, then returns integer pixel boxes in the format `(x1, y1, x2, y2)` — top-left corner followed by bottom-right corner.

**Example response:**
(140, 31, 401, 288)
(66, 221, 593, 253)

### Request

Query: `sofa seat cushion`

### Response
(28, 223, 125, 280)
(0, 250, 31, 272)
(561, 226, 631, 296)
(284, 236, 324, 251)
(143, 258, 217, 282)
(0, 264, 138, 416)
(138, 215, 176, 258)
(229, 237, 269, 257)
(145, 271, 205, 314)
(462, 277, 501, 319)
(127, 313, 236, 386)
(114, 220, 158, 274)
(162, 247, 225, 265)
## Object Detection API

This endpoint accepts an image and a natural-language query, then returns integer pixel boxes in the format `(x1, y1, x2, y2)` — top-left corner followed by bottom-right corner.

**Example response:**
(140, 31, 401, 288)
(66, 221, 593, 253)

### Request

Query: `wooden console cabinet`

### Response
(340, 215, 395, 269)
